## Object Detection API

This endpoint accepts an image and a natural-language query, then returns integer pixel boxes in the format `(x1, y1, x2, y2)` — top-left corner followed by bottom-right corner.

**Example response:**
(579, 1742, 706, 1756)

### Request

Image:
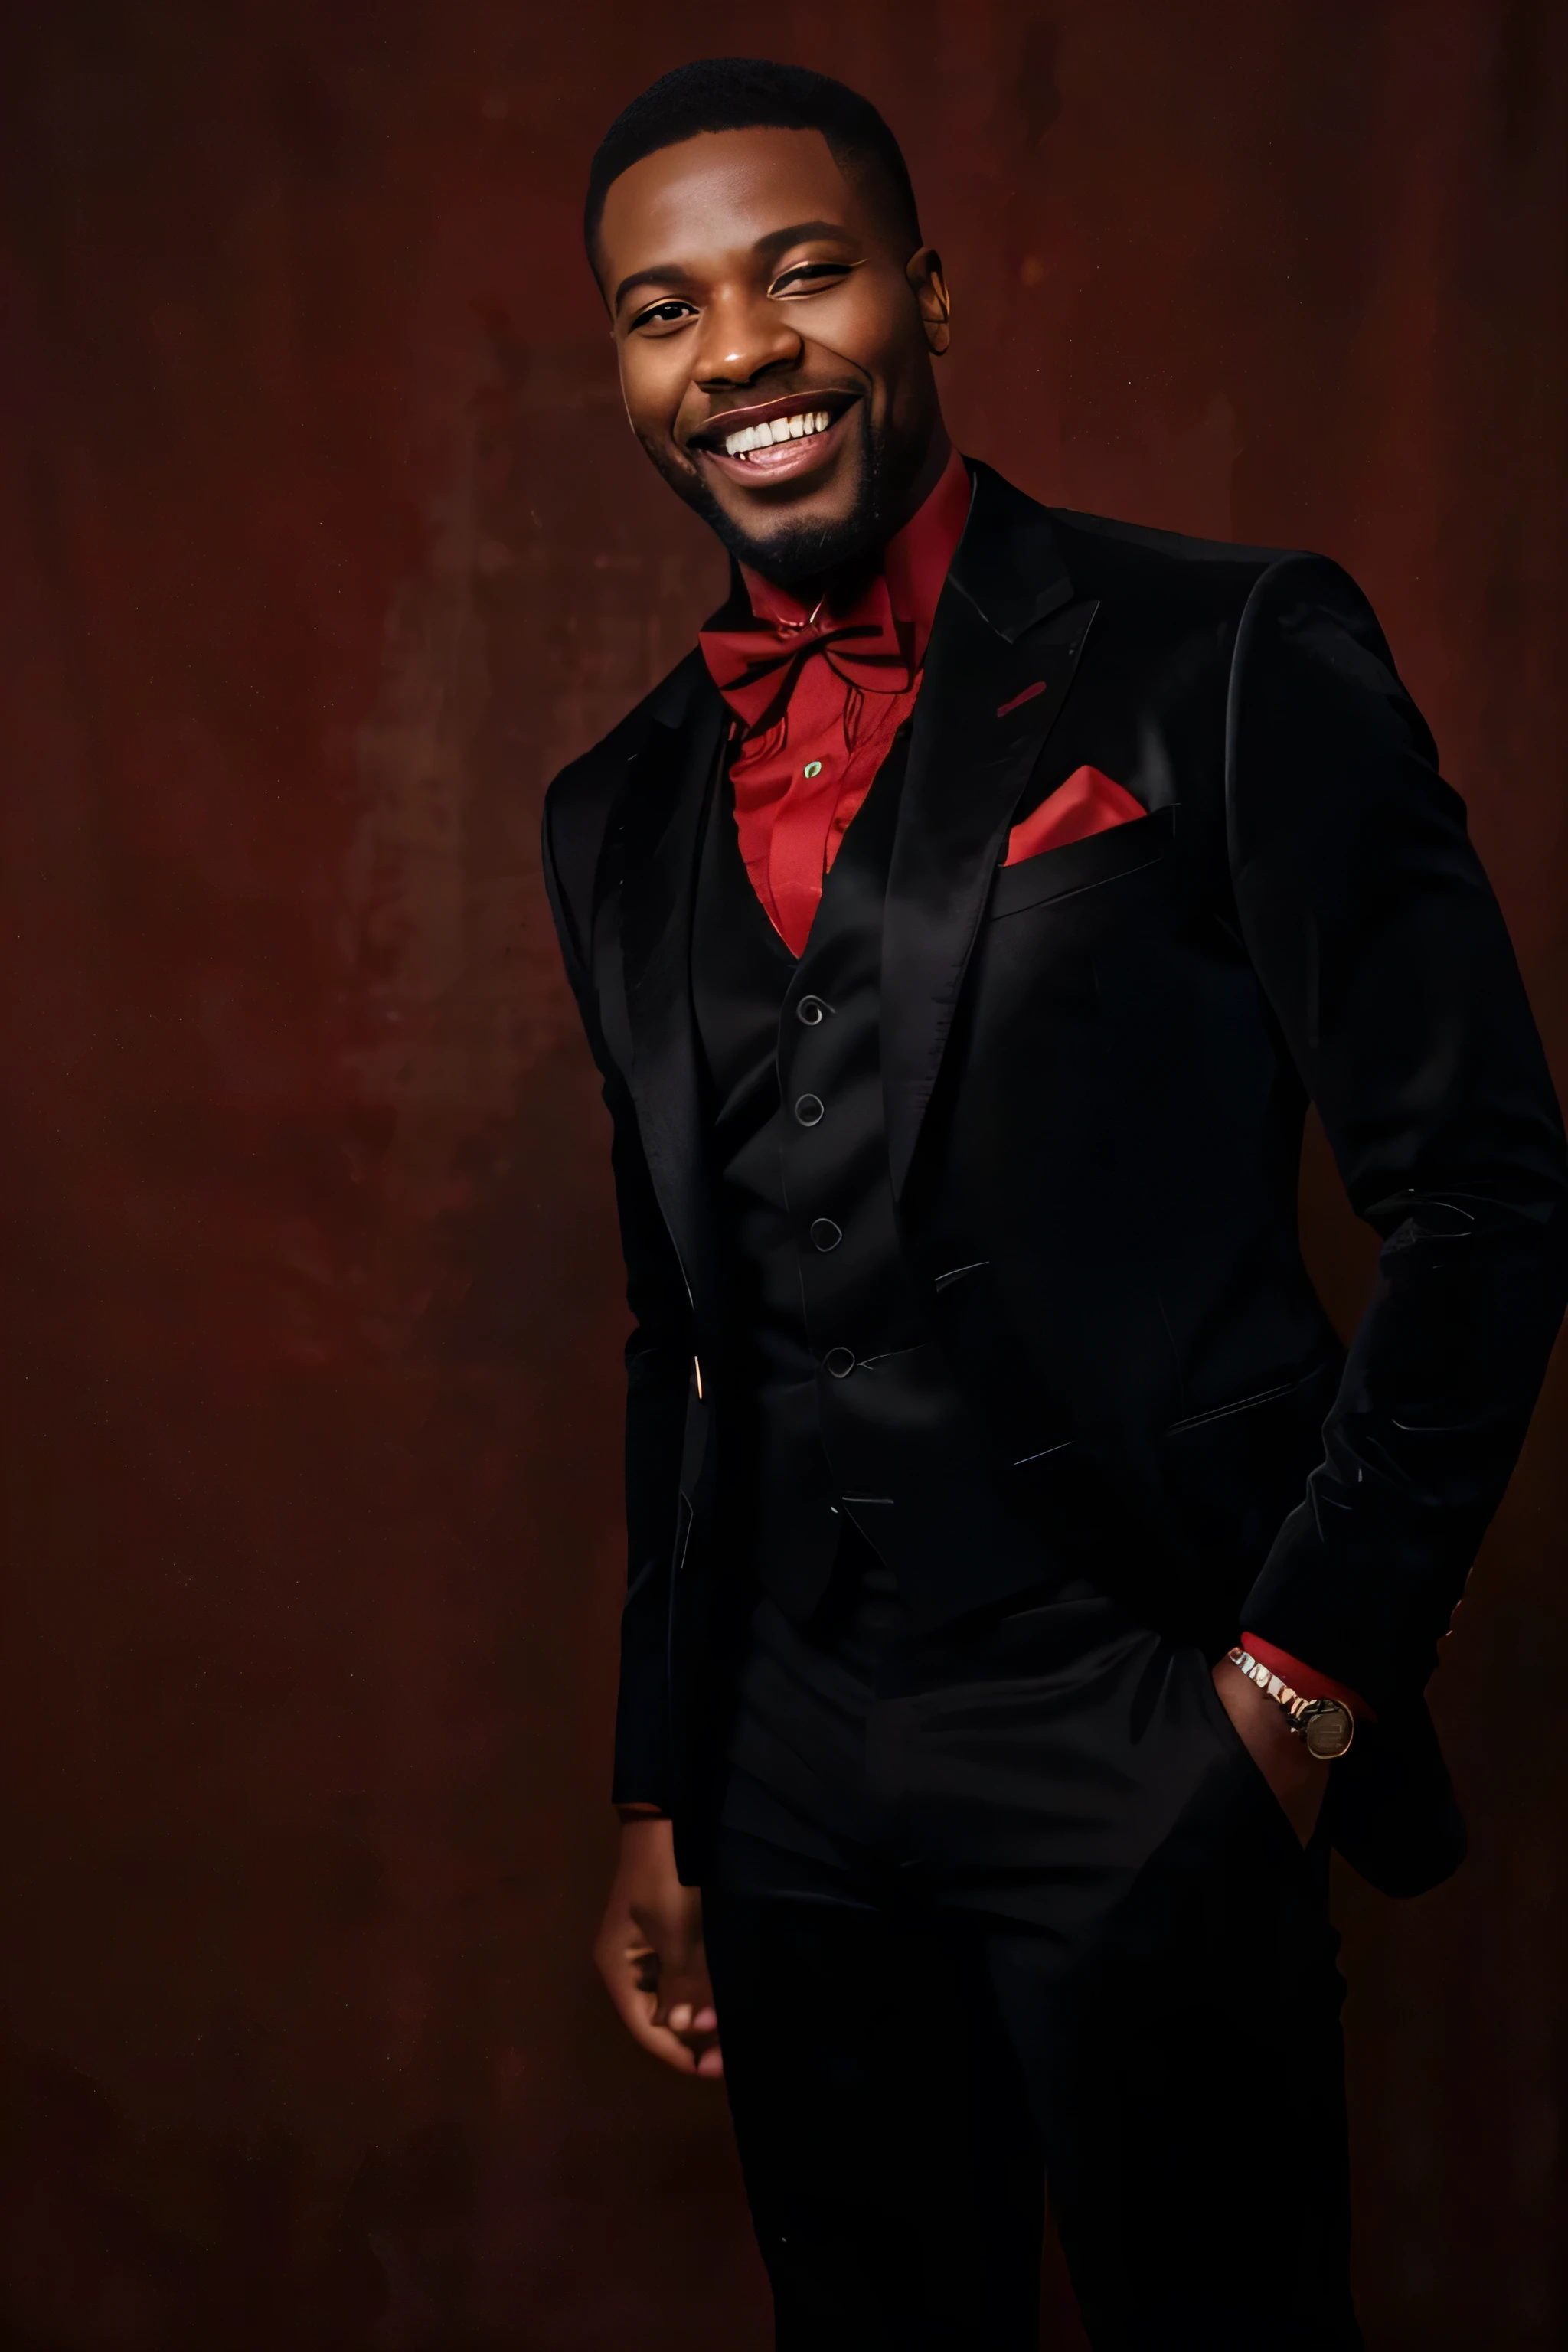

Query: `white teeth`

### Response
(722, 407, 835, 459)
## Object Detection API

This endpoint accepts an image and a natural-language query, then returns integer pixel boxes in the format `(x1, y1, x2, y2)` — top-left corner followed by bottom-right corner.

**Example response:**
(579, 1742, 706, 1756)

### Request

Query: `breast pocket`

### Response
(986, 805, 1175, 922)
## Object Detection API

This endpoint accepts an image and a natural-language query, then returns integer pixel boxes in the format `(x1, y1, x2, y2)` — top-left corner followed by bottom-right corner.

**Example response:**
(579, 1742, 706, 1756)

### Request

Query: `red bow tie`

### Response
(699, 571, 913, 733)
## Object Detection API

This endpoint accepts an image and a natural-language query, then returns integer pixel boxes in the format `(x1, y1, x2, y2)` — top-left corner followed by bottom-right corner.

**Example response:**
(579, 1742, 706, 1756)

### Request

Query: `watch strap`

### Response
(1227, 1646, 1355, 1759)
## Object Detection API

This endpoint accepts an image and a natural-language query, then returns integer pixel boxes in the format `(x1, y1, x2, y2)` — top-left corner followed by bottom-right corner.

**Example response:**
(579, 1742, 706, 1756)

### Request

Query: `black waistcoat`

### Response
(692, 733, 1057, 1625)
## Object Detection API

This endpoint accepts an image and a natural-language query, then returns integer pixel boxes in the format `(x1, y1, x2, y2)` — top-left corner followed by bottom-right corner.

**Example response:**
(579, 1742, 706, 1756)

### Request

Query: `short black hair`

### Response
(584, 57, 922, 274)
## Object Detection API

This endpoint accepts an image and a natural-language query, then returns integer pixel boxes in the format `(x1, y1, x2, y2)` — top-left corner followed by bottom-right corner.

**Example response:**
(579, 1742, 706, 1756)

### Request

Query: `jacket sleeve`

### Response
(541, 778, 692, 1808)
(1227, 554, 1568, 1710)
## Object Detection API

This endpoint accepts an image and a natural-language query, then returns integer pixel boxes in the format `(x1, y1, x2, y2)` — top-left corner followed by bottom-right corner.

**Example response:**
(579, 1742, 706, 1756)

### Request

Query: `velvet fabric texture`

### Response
(541, 462, 1568, 1892)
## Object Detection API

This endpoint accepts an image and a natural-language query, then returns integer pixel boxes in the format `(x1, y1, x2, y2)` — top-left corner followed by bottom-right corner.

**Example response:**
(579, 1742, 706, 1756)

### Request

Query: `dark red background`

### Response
(2, 5, 1563, 2345)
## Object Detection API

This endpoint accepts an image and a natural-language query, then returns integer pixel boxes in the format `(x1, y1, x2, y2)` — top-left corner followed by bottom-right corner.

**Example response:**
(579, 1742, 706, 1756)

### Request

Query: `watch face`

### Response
(1302, 1700, 1354, 1760)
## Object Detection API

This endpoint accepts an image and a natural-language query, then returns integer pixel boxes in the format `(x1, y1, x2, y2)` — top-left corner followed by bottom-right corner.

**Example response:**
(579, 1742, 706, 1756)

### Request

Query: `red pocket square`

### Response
(1004, 766, 1145, 864)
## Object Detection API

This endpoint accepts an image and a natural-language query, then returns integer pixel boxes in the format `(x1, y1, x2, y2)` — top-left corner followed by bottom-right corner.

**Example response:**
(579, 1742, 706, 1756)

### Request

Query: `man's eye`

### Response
(769, 263, 854, 296)
(631, 300, 696, 335)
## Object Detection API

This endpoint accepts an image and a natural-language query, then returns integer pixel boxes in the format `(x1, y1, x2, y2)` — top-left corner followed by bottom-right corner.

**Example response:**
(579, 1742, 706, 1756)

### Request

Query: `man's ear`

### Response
(907, 247, 952, 357)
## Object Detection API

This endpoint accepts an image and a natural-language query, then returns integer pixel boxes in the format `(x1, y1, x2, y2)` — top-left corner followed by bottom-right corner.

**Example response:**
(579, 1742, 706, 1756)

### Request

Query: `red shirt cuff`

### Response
(1240, 1633, 1374, 1722)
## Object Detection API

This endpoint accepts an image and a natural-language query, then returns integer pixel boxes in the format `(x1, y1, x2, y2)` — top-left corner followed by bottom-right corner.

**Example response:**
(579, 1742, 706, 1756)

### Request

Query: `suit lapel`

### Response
(883, 463, 1097, 1199)
(600, 466, 1093, 1277)
(599, 670, 726, 1335)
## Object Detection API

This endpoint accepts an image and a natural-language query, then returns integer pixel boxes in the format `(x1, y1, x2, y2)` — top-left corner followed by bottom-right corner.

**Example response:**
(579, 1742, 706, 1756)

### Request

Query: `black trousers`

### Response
(704, 1638, 1362, 2351)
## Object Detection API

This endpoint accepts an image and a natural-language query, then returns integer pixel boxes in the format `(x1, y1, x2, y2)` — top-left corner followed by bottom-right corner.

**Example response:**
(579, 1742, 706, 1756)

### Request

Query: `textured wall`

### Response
(1, 4, 1563, 2346)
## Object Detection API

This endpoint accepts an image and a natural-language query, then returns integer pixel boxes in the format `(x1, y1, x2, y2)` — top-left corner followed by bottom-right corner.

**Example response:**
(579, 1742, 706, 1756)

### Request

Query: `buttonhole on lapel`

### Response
(996, 681, 1047, 719)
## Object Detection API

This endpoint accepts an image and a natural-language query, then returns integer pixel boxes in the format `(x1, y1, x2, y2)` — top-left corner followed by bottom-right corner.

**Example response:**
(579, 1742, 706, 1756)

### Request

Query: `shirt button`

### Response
(796, 995, 831, 1025)
(822, 1346, 857, 1379)
(810, 1217, 842, 1252)
(803, 760, 823, 779)
(795, 1094, 825, 1127)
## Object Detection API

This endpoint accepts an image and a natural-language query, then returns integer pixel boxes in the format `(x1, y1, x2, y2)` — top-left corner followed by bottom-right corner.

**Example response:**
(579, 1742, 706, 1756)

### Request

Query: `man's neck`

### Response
(890, 421, 955, 541)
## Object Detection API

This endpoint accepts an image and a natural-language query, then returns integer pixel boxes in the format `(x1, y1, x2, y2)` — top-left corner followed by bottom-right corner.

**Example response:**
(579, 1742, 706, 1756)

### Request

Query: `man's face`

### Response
(596, 126, 950, 584)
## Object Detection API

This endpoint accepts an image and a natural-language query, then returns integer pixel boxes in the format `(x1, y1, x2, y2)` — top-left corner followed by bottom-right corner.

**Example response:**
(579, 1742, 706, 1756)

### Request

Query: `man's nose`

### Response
(692, 289, 802, 389)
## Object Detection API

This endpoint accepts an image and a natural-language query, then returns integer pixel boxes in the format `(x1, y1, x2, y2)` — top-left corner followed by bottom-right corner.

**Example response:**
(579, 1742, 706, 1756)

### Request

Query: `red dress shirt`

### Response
(694, 446, 1366, 1730)
(699, 444, 972, 956)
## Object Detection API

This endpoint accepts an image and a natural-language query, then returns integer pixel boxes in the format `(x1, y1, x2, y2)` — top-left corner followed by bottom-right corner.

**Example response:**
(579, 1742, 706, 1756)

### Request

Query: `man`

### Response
(542, 57, 1566, 2350)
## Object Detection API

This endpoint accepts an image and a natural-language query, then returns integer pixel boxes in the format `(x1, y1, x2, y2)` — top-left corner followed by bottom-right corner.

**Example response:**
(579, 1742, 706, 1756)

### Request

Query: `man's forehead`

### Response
(598, 126, 862, 270)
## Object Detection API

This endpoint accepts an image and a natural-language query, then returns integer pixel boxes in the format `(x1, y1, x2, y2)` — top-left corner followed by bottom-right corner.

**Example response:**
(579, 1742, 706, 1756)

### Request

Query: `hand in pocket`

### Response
(1210, 1658, 1330, 1845)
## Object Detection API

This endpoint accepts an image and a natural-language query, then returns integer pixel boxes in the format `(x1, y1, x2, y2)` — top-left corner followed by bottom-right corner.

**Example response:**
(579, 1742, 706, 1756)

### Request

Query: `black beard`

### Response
(648, 406, 919, 590)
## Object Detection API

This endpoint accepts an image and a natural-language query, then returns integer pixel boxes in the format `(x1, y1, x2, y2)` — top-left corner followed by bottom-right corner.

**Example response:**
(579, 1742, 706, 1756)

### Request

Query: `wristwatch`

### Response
(1227, 1646, 1355, 1759)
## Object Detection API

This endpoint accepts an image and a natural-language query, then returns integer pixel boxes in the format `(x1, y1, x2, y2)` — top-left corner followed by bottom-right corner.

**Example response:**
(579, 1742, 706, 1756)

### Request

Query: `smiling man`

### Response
(603, 113, 951, 580)
(541, 58, 1566, 2352)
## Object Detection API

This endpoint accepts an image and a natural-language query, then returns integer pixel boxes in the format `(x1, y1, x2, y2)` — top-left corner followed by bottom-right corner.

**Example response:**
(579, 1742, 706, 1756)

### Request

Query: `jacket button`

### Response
(795, 1094, 825, 1126)
(810, 1217, 842, 1251)
(822, 1346, 856, 1379)
(796, 995, 831, 1025)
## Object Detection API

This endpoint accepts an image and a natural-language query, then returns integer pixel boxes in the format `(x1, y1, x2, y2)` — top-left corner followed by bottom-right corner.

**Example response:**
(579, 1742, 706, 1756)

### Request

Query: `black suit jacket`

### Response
(543, 462, 1567, 1892)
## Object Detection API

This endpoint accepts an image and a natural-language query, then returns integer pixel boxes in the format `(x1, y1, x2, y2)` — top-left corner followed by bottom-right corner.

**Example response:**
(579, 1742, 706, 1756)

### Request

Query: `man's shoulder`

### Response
(962, 462, 1357, 648)
(542, 648, 711, 936)
(1040, 500, 1303, 603)
(1012, 485, 1374, 658)
(545, 647, 710, 824)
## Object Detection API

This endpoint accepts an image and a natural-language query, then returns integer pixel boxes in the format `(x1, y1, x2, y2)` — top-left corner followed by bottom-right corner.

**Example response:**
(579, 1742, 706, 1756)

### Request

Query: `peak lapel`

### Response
(883, 466, 1097, 1199)
(602, 680, 726, 1331)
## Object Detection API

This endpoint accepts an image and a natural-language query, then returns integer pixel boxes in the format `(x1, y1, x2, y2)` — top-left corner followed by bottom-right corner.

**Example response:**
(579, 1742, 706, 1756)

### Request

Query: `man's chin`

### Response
(644, 420, 896, 588)
(707, 493, 884, 587)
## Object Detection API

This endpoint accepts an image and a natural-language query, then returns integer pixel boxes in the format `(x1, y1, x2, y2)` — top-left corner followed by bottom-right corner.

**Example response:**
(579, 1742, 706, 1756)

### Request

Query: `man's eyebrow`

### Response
(754, 219, 856, 257)
(612, 222, 858, 314)
(613, 263, 697, 314)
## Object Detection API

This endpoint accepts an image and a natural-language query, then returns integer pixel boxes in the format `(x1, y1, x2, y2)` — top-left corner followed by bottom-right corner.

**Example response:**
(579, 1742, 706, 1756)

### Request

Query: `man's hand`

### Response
(593, 1816, 722, 2076)
(1211, 1658, 1330, 1846)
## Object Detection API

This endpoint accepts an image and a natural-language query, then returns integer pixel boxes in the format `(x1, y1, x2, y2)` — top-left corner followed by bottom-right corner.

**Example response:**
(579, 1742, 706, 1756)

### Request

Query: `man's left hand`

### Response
(1211, 1658, 1331, 1846)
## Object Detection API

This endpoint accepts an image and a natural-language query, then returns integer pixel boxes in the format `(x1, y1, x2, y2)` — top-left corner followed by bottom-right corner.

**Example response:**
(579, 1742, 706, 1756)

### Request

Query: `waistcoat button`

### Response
(795, 1094, 825, 1126)
(810, 1218, 842, 1252)
(796, 995, 831, 1025)
(822, 1346, 857, 1379)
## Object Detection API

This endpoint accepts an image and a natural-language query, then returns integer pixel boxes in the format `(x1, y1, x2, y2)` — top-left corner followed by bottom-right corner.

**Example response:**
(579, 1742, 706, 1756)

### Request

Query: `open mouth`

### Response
(689, 390, 861, 486)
